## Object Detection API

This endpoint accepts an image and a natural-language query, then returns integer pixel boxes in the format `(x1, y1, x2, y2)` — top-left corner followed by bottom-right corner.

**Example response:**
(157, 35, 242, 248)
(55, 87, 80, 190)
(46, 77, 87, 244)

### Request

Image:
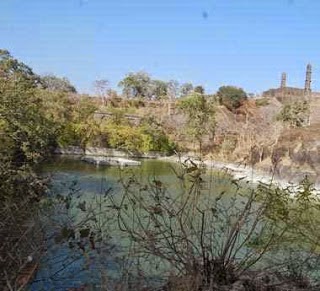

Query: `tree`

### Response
(93, 79, 109, 104)
(57, 96, 99, 149)
(118, 71, 152, 99)
(0, 49, 41, 88)
(0, 51, 56, 165)
(217, 85, 247, 111)
(178, 93, 216, 152)
(41, 74, 77, 93)
(180, 82, 194, 97)
(194, 85, 205, 94)
(277, 101, 310, 128)
(150, 79, 168, 100)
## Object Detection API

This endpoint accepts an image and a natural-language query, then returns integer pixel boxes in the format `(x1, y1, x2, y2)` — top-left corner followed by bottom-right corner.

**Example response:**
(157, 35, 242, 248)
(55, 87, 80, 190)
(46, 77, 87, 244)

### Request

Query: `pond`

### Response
(30, 157, 238, 290)
(29, 156, 320, 290)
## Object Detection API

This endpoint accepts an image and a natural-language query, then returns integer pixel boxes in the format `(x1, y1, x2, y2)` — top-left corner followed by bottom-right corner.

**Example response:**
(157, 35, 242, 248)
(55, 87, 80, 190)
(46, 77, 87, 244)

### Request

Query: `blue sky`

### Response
(1, 0, 320, 94)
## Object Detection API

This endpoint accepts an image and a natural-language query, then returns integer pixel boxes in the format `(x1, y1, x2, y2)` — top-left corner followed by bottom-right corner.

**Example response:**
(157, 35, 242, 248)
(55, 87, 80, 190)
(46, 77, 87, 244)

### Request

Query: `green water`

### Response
(29, 157, 320, 290)
(30, 157, 197, 290)
(30, 156, 245, 290)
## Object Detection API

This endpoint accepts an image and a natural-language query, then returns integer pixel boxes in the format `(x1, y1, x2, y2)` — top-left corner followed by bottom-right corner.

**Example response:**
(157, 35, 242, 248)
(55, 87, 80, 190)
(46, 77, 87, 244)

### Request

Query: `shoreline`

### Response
(54, 146, 319, 191)
(159, 155, 320, 191)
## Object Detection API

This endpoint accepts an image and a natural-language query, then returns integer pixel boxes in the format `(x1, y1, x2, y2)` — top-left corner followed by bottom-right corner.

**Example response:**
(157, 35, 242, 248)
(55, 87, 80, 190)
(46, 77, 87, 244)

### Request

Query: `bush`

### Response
(101, 121, 175, 153)
(277, 101, 309, 127)
(255, 97, 270, 107)
(108, 161, 320, 290)
(217, 86, 247, 111)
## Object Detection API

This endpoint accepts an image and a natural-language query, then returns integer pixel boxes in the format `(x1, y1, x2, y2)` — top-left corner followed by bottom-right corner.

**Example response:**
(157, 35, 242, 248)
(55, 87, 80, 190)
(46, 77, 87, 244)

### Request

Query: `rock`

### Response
(81, 156, 141, 166)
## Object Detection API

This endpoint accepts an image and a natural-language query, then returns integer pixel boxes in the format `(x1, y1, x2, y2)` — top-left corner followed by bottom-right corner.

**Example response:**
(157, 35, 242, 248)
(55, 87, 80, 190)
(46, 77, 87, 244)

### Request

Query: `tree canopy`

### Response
(180, 82, 194, 97)
(217, 85, 247, 111)
(118, 71, 152, 99)
(41, 74, 77, 93)
(178, 92, 216, 151)
(0, 49, 41, 88)
(0, 51, 56, 166)
(194, 85, 205, 94)
(277, 101, 310, 128)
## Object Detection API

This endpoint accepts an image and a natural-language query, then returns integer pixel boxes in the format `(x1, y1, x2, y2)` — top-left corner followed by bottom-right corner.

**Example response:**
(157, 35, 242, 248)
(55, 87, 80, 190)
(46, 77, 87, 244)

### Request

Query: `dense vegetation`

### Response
(217, 85, 247, 111)
(1, 49, 320, 290)
(277, 101, 310, 128)
(177, 93, 216, 152)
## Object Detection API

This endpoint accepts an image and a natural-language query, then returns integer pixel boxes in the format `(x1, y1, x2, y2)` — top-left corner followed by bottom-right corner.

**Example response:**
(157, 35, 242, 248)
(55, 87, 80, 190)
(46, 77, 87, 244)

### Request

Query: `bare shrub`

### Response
(107, 159, 320, 290)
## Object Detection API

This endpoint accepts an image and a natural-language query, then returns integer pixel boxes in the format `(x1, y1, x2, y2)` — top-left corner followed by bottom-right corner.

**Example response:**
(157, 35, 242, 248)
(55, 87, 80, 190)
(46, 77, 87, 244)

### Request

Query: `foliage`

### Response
(178, 93, 216, 152)
(41, 74, 77, 93)
(0, 50, 53, 289)
(57, 96, 99, 148)
(258, 176, 320, 251)
(150, 79, 168, 100)
(180, 82, 194, 97)
(139, 117, 176, 153)
(194, 85, 205, 94)
(108, 161, 320, 290)
(0, 53, 57, 166)
(36, 89, 72, 124)
(220, 136, 237, 156)
(0, 49, 41, 88)
(118, 71, 152, 99)
(255, 97, 270, 107)
(31, 178, 119, 290)
(101, 118, 175, 153)
(277, 101, 310, 127)
(217, 85, 247, 111)
(118, 71, 177, 100)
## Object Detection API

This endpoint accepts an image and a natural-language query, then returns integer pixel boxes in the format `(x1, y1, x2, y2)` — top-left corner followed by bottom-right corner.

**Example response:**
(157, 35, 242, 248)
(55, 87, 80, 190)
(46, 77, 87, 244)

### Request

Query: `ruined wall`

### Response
(262, 87, 305, 104)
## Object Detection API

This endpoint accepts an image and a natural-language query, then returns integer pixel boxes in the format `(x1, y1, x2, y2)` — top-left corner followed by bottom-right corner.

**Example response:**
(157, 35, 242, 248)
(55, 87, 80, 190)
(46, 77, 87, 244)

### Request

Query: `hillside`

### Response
(95, 96, 320, 185)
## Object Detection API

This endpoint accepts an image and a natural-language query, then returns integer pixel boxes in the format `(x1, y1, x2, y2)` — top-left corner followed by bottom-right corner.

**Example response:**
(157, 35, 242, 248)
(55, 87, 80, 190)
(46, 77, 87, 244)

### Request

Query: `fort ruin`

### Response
(263, 64, 320, 125)
(263, 64, 320, 103)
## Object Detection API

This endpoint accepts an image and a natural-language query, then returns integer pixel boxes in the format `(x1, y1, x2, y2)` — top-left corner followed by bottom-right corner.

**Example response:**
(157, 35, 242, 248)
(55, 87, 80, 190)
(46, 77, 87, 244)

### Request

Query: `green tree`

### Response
(0, 49, 41, 88)
(0, 51, 56, 165)
(217, 85, 247, 111)
(57, 96, 99, 149)
(277, 101, 310, 127)
(118, 71, 152, 99)
(150, 79, 168, 100)
(41, 74, 77, 93)
(194, 85, 205, 94)
(178, 93, 216, 152)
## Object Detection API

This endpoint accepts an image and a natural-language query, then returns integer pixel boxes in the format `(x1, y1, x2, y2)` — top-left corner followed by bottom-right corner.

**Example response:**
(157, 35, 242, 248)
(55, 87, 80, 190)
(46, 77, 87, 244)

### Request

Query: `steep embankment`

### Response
(91, 97, 320, 185)
(268, 124, 320, 184)
(213, 97, 320, 185)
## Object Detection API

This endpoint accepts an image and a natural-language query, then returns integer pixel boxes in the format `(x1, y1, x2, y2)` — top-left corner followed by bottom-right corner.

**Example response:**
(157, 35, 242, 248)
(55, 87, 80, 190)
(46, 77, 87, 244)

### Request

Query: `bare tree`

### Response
(93, 79, 109, 105)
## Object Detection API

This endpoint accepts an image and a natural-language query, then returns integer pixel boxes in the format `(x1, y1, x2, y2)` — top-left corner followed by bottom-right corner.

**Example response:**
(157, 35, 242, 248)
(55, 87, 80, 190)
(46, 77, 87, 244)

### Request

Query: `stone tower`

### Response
(280, 72, 287, 89)
(304, 63, 312, 97)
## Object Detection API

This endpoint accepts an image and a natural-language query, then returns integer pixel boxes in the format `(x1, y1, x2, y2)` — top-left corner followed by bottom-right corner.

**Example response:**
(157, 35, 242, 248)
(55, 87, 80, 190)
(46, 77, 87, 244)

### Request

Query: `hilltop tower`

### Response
(304, 64, 312, 126)
(304, 63, 312, 97)
(280, 72, 287, 89)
